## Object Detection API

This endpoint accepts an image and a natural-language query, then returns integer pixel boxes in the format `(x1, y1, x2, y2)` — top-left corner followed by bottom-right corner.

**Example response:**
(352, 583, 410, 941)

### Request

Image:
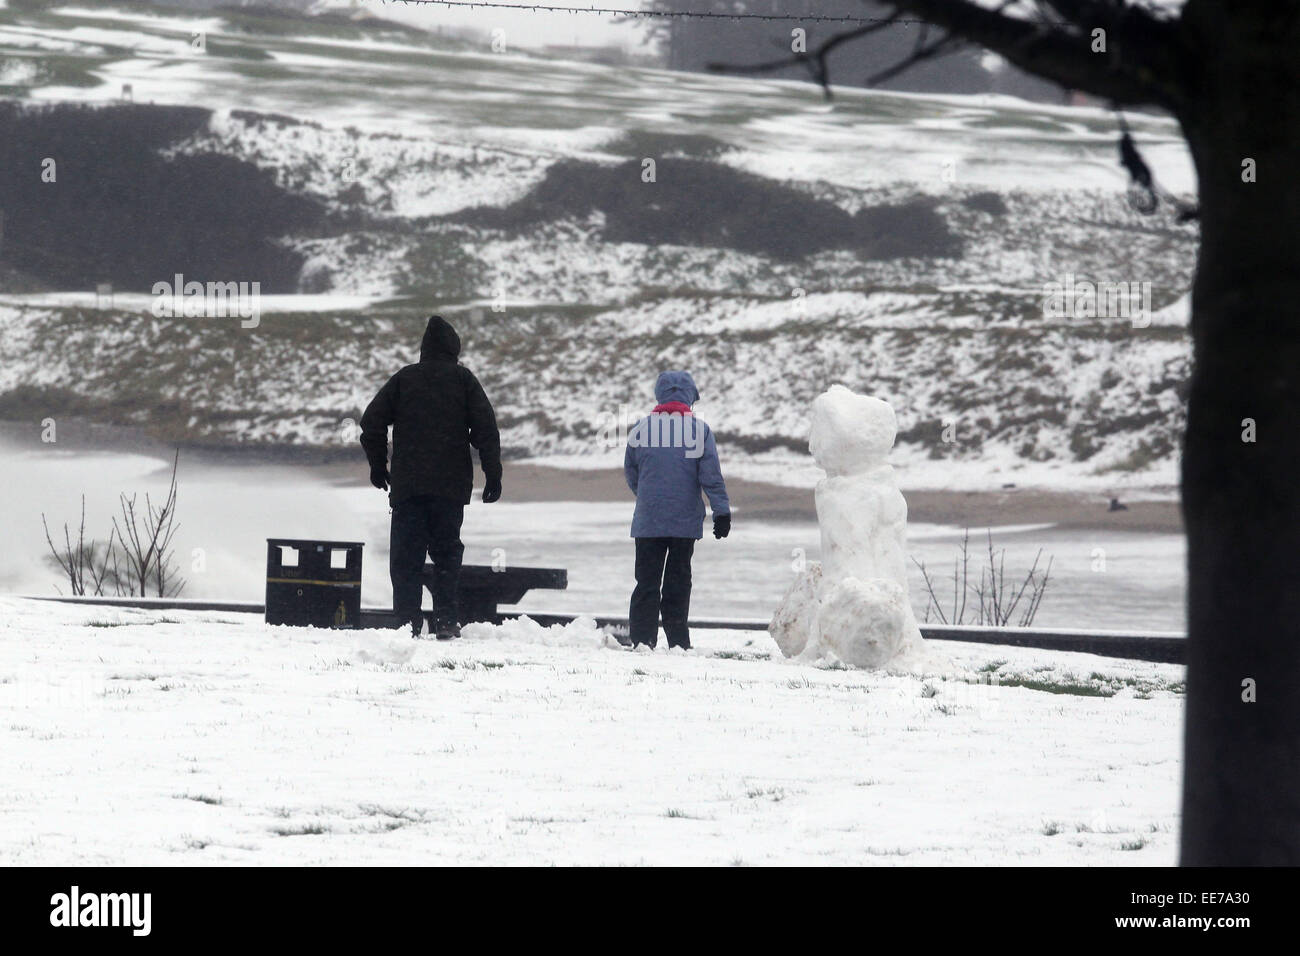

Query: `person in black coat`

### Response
(360, 315, 502, 638)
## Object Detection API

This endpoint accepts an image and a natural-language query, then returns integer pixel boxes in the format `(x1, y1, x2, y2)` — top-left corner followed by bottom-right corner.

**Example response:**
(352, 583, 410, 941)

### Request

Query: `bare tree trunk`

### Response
(1177, 1, 1300, 864)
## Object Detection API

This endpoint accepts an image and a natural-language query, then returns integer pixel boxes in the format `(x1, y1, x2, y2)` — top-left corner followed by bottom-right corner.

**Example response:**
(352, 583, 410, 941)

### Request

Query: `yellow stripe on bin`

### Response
(266, 578, 361, 587)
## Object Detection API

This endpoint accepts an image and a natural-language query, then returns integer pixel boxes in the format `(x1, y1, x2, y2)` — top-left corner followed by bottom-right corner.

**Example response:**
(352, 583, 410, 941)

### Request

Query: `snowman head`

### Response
(809, 385, 897, 476)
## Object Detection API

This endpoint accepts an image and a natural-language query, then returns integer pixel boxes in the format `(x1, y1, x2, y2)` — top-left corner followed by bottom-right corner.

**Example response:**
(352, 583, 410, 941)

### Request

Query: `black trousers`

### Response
(629, 537, 695, 649)
(390, 494, 465, 629)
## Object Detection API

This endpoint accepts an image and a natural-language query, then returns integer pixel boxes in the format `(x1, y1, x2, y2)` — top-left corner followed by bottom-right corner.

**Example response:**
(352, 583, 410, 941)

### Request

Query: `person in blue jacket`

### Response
(624, 370, 731, 650)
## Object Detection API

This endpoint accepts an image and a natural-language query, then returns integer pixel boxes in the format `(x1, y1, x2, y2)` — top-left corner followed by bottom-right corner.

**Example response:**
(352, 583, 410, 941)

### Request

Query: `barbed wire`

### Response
(387, 1, 929, 24)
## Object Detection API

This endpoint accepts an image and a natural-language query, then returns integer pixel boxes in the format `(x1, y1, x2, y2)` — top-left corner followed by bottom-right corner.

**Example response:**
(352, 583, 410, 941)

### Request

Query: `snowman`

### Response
(770, 385, 936, 670)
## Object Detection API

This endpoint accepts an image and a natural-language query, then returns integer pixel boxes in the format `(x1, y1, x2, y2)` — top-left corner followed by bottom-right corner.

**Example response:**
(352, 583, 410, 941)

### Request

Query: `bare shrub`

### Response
(41, 450, 186, 598)
(913, 529, 1052, 627)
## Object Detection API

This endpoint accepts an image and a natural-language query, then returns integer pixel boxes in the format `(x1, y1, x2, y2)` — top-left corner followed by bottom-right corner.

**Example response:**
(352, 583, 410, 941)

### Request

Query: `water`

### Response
(0, 436, 1185, 633)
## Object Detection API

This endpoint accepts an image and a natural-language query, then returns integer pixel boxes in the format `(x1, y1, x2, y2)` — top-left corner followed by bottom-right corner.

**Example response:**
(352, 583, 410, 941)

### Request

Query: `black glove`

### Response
(369, 464, 389, 491)
(713, 513, 731, 539)
(482, 477, 502, 503)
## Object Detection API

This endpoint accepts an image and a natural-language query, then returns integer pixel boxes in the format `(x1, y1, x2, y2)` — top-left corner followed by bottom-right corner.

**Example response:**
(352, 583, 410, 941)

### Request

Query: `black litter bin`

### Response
(265, 538, 363, 628)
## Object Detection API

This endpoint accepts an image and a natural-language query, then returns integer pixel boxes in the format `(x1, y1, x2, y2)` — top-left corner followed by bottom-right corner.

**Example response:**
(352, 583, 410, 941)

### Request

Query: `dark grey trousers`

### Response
(629, 536, 695, 649)
(390, 494, 464, 630)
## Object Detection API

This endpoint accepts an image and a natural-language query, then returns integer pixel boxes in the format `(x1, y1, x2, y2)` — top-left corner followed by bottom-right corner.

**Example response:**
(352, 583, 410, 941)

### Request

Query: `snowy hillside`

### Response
(0, 2, 1198, 490)
(0, 596, 1184, 865)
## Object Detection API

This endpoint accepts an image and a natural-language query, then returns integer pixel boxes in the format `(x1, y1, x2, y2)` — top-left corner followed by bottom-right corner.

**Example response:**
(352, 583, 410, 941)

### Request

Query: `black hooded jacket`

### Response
(360, 316, 502, 504)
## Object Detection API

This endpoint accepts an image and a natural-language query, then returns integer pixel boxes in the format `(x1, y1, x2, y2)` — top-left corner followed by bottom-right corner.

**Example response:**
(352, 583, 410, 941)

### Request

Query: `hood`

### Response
(653, 370, 699, 406)
(420, 314, 461, 363)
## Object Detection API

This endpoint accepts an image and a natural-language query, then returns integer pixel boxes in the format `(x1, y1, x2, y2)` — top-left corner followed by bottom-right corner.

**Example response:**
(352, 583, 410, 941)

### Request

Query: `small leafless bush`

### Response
(42, 450, 185, 598)
(913, 529, 1052, 627)
(42, 496, 120, 596)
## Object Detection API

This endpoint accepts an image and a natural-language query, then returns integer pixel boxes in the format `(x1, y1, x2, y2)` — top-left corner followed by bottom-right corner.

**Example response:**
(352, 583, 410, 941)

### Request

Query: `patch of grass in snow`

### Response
(270, 822, 330, 837)
(1120, 837, 1149, 851)
(1041, 821, 1063, 836)
(993, 676, 1115, 697)
(435, 659, 506, 671)
(358, 804, 426, 823)
(865, 846, 912, 857)
(785, 676, 813, 690)
(665, 808, 698, 819)
(746, 787, 788, 802)
(176, 793, 223, 806)
(88, 616, 188, 629)
(986, 671, 1184, 698)
(921, 683, 939, 698)
(978, 660, 1008, 673)
(709, 650, 752, 661)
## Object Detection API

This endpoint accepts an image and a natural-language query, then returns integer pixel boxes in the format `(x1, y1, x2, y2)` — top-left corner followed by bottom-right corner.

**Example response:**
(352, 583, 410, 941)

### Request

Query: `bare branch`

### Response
(865, 31, 967, 87)
(707, 15, 902, 98)
(912, 556, 950, 624)
(884, 0, 1187, 110)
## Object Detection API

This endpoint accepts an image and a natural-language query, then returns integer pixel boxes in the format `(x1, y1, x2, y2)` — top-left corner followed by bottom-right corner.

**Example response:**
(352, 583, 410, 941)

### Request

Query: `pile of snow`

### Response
(462, 614, 610, 648)
(351, 628, 419, 665)
(347, 615, 611, 663)
(771, 386, 944, 671)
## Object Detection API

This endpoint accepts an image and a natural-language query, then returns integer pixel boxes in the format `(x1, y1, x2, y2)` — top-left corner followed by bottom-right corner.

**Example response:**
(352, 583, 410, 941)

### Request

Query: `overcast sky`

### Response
(379, 0, 648, 50)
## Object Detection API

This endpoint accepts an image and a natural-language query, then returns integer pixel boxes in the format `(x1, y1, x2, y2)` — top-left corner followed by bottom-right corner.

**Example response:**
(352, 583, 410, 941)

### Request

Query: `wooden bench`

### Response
(419, 564, 568, 626)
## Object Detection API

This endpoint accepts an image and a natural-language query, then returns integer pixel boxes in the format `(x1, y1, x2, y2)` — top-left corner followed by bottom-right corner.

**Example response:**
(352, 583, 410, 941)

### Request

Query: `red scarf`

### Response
(652, 401, 693, 415)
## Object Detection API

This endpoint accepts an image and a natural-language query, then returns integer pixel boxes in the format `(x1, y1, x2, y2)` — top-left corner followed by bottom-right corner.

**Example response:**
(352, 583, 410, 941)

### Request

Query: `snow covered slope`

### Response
(0, 2, 1198, 490)
(0, 596, 1183, 865)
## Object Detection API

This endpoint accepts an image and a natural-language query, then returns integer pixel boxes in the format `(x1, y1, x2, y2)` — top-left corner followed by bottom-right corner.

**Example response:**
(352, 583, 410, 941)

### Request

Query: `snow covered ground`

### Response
(0, 596, 1183, 865)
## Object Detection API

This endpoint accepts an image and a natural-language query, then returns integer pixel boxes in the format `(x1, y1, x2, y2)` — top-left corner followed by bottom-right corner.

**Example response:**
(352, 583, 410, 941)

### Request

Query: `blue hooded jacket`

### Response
(624, 371, 730, 539)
